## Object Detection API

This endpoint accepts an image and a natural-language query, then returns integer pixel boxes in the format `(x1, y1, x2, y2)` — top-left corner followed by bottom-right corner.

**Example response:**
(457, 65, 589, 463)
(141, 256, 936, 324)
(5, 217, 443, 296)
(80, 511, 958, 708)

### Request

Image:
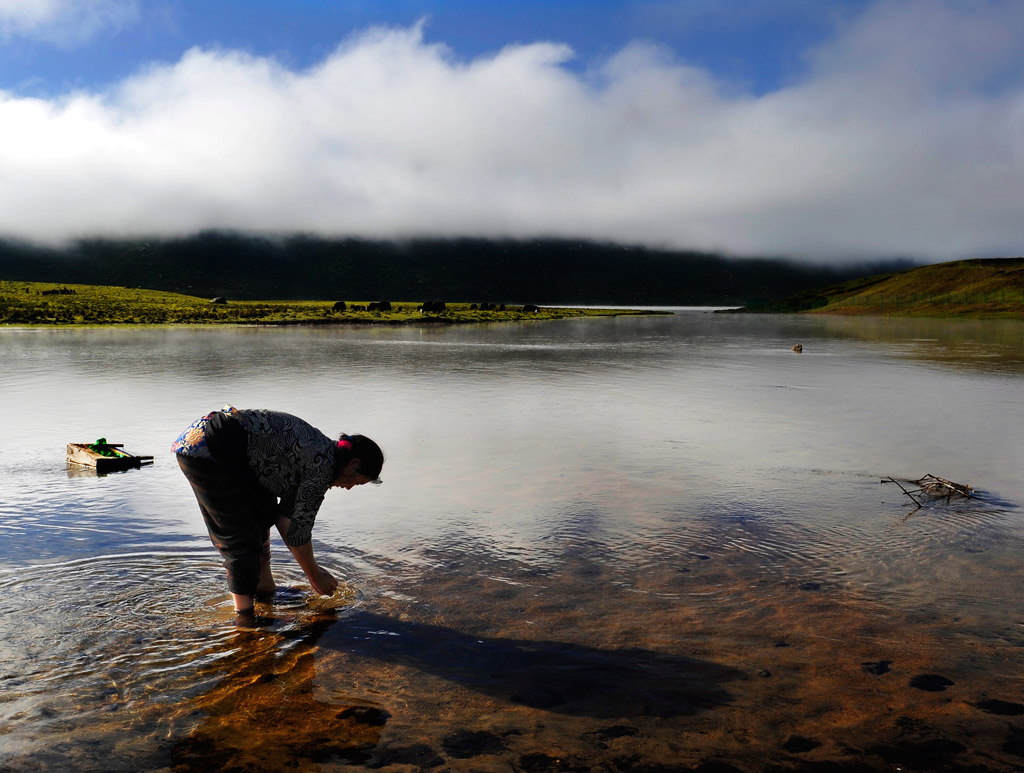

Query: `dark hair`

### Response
(334, 434, 385, 482)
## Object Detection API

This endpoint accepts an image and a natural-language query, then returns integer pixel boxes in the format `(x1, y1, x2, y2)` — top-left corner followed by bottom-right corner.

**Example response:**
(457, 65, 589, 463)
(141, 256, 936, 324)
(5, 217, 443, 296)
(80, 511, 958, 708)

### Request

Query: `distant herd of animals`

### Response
(17, 287, 542, 313)
(328, 300, 542, 313)
(211, 297, 542, 313)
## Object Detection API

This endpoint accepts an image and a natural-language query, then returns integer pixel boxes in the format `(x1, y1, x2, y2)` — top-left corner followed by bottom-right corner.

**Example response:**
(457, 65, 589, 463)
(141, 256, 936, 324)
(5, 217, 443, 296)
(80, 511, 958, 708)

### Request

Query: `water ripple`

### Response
(0, 548, 370, 719)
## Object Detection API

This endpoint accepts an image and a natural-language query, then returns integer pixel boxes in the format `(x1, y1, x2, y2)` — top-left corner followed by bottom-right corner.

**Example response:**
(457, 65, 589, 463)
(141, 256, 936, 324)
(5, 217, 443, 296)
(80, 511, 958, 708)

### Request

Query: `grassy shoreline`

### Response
(0, 280, 668, 326)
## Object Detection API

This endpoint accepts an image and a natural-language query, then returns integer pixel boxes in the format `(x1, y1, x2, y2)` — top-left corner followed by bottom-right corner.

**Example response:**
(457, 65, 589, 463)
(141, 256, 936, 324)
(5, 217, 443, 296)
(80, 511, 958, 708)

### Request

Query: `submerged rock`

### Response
(441, 729, 507, 758)
(861, 660, 893, 675)
(909, 673, 955, 692)
(782, 735, 822, 753)
(975, 699, 1024, 716)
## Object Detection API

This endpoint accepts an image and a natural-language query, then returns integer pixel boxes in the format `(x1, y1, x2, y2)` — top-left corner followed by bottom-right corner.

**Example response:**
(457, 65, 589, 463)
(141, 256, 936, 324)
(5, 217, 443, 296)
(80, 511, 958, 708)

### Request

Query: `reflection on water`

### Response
(814, 314, 1024, 373)
(1, 313, 1023, 770)
(171, 610, 391, 772)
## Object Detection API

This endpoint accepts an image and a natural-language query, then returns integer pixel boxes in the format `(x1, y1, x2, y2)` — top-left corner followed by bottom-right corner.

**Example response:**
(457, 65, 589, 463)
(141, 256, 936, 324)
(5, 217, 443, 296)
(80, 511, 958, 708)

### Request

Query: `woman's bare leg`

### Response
(255, 538, 276, 596)
(232, 592, 255, 613)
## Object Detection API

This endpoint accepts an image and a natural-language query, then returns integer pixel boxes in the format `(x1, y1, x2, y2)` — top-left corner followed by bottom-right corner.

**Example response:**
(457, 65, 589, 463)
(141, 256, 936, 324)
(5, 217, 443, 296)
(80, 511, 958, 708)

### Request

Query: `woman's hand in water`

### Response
(309, 566, 338, 596)
(278, 520, 340, 596)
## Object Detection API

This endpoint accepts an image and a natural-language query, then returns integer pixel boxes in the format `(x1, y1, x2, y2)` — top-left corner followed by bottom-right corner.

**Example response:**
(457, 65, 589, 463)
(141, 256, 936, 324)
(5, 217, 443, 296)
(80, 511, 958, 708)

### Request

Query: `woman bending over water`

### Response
(173, 406, 384, 624)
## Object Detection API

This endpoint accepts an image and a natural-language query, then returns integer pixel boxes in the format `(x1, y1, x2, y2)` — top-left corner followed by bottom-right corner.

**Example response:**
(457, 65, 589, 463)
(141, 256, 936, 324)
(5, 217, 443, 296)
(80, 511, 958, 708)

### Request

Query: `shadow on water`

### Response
(318, 611, 741, 719)
(171, 610, 741, 771)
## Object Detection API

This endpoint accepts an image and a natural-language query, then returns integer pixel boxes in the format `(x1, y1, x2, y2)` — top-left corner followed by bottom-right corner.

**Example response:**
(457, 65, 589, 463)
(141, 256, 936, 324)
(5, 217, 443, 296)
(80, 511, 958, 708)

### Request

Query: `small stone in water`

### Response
(861, 660, 893, 675)
(782, 735, 822, 753)
(441, 730, 506, 758)
(975, 699, 1024, 716)
(909, 673, 955, 692)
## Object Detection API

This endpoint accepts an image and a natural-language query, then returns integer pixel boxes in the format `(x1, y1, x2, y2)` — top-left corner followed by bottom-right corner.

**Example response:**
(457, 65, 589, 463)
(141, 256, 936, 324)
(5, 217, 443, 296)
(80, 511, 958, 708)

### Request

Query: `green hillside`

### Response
(0, 281, 658, 326)
(745, 257, 1024, 318)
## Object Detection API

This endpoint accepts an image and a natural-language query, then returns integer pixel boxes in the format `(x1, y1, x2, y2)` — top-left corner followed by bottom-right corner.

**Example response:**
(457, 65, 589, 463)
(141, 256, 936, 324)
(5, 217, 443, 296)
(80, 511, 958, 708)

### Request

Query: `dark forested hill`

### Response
(0, 232, 914, 305)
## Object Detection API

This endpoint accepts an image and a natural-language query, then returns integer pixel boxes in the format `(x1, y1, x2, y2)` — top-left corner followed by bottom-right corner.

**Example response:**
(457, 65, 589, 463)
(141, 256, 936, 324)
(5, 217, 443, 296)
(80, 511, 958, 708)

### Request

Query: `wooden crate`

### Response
(66, 443, 154, 474)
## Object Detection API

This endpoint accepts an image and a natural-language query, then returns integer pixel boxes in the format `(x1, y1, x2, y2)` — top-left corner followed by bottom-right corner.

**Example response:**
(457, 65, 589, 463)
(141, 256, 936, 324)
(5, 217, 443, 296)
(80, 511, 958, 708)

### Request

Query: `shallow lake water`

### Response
(1, 311, 1023, 771)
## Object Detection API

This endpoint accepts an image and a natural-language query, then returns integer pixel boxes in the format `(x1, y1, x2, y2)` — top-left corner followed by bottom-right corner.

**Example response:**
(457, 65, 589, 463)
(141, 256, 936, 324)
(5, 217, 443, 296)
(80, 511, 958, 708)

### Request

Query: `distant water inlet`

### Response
(1, 313, 1023, 770)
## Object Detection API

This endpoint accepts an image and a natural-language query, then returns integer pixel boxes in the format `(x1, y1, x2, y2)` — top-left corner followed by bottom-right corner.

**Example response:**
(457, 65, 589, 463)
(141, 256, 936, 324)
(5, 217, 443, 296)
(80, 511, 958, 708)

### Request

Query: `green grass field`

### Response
(0, 281, 662, 325)
(745, 257, 1024, 318)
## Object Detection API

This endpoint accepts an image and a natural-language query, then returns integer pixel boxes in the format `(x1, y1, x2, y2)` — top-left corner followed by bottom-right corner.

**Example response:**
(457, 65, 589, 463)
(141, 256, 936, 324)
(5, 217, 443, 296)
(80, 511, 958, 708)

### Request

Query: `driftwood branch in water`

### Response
(882, 474, 974, 510)
(915, 474, 974, 501)
(883, 477, 923, 508)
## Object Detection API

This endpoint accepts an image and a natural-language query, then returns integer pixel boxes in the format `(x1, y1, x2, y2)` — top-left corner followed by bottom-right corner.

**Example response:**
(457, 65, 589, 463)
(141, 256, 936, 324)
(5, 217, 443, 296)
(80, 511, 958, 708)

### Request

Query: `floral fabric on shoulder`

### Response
(171, 404, 240, 458)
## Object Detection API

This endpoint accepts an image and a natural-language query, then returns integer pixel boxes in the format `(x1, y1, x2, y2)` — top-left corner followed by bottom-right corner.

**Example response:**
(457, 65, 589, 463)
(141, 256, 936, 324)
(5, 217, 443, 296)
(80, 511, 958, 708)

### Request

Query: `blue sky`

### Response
(3, 1, 863, 97)
(2, 0, 1023, 262)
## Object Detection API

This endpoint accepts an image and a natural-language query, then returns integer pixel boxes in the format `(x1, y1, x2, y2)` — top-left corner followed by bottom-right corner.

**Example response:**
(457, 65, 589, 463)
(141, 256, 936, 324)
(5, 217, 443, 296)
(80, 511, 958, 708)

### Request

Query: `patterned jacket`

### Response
(173, 407, 336, 546)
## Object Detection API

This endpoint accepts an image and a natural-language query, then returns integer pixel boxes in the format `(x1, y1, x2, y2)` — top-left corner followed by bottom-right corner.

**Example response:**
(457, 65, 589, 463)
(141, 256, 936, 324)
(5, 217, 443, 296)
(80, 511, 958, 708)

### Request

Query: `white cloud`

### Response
(0, 0, 137, 46)
(1, 2, 1024, 261)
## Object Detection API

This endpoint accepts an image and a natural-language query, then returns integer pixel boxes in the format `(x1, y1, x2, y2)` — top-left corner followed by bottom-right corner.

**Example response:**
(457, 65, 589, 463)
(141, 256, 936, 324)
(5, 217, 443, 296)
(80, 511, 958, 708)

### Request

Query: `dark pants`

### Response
(177, 454, 272, 596)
